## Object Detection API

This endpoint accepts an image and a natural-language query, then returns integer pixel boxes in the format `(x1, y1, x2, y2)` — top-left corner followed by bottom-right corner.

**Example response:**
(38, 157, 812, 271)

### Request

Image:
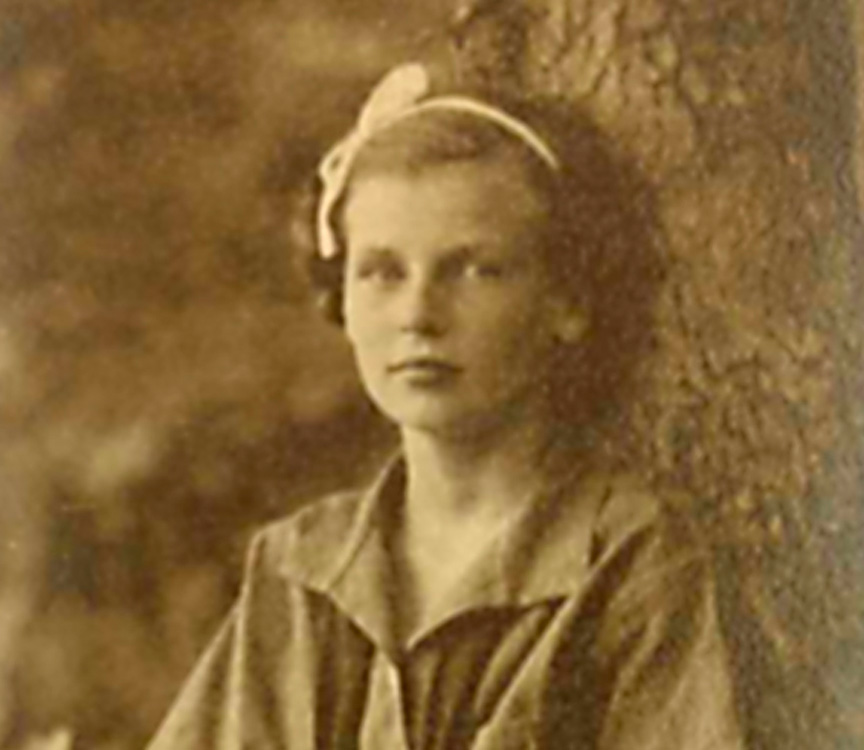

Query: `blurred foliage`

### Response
(0, 0, 444, 747)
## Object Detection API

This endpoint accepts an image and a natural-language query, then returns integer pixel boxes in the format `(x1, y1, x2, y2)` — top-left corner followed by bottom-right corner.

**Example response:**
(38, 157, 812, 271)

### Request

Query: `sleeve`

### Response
(586, 524, 747, 750)
(146, 530, 304, 750)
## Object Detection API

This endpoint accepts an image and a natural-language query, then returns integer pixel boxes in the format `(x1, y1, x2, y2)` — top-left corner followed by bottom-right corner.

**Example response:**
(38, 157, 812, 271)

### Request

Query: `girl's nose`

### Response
(397, 275, 447, 337)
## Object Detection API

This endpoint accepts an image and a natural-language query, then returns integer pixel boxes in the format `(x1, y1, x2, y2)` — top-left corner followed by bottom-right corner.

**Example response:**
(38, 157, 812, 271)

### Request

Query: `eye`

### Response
(465, 260, 507, 279)
(352, 253, 406, 284)
(437, 249, 511, 283)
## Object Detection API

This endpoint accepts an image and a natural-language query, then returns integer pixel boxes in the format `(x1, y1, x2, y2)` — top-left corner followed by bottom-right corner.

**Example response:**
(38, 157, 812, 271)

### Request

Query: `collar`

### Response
(271, 455, 628, 654)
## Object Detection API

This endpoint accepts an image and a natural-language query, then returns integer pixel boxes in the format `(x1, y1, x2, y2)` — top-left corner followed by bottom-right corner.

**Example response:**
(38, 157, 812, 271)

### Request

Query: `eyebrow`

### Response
(347, 244, 402, 260)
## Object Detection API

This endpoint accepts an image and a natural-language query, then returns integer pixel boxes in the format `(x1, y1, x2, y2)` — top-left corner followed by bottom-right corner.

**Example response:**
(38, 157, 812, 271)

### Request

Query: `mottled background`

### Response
(0, 1, 862, 749)
(0, 2, 447, 747)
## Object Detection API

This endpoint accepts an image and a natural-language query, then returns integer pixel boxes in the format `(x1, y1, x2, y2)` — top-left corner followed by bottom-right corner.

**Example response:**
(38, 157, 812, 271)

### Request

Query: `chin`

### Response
(383, 408, 470, 437)
(367, 378, 542, 439)
(372, 394, 466, 433)
(378, 400, 515, 442)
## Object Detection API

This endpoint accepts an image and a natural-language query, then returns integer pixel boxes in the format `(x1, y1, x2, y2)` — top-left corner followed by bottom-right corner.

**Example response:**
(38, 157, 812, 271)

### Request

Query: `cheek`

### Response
(470, 298, 557, 364)
(341, 290, 359, 345)
(342, 290, 389, 372)
(341, 283, 370, 346)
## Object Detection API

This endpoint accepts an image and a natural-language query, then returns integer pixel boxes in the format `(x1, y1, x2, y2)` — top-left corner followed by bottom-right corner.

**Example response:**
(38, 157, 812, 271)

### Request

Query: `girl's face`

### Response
(341, 158, 582, 439)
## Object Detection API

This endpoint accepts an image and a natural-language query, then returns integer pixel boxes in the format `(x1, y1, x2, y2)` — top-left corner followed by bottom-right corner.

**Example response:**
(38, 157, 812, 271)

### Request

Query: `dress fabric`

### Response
(147, 458, 745, 750)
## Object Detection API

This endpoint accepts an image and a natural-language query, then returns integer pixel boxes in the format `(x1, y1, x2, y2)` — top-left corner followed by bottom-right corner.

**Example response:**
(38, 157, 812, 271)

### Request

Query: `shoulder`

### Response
(255, 490, 366, 554)
(243, 489, 369, 588)
(592, 472, 702, 558)
(593, 473, 663, 548)
(570, 476, 744, 749)
(588, 472, 712, 609)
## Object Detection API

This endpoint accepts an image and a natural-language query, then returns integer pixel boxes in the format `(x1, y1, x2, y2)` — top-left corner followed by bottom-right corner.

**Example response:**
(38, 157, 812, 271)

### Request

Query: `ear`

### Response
(549, 300, 588, 344)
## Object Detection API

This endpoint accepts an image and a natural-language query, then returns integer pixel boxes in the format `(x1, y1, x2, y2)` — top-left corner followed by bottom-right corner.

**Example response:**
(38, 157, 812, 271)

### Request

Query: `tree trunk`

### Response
(442, 0, 863, 746)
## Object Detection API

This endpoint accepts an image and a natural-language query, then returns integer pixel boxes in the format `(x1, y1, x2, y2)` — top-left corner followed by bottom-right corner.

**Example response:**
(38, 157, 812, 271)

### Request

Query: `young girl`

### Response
(148, 63, 745, 750)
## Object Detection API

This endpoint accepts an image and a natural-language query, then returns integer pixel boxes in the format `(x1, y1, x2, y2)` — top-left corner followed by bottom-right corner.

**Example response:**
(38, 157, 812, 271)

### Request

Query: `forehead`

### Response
(342, 159, 548, 255)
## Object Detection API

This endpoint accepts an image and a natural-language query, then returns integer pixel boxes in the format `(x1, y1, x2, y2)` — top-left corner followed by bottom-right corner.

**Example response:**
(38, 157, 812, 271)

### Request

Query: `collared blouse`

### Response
(147, 459, 745, 750)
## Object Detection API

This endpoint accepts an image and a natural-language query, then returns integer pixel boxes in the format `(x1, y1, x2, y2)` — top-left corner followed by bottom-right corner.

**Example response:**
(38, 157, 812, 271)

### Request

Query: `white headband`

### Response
(316, 63, 560, 259)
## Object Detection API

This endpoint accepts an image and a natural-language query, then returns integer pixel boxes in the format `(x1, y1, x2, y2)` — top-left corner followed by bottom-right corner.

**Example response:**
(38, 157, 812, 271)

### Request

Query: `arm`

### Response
(590, 530, 746, 750)
(146, 532, 290, 750)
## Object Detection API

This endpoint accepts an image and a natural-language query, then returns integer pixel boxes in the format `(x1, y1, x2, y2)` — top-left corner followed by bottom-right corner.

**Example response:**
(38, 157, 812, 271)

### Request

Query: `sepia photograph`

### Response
(0, 0, 862, 748)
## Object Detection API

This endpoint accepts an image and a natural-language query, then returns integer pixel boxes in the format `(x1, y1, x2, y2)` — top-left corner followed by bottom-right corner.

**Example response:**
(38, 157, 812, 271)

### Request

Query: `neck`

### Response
(399, 410, 561, 527)
(390, 406, 579, 646)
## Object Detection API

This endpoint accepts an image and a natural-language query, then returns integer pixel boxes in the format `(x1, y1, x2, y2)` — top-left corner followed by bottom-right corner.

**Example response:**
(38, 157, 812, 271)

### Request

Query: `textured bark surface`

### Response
(441, 0, 863, 746)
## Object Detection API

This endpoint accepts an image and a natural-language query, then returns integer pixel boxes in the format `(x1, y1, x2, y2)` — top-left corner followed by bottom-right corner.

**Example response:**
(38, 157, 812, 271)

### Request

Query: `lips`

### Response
(387, 357, 462, 377)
